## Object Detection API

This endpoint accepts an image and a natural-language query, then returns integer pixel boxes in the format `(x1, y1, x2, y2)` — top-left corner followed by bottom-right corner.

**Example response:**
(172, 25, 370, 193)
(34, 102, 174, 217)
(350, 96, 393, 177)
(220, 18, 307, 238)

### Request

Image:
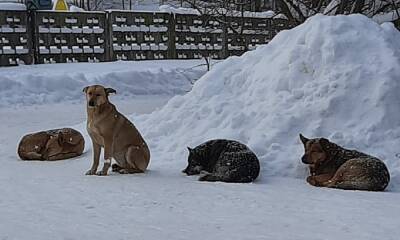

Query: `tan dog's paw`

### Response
(118, 168, 143, 174)
(306, 176, 318, 186)
(85, 169, 97, 175)
(96, 170, 108, 176)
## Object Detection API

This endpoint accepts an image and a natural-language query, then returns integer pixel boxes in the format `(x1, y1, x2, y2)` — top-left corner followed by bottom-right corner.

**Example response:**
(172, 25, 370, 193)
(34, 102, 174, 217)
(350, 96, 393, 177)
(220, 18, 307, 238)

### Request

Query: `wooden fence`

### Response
(0, 10, 297, 66)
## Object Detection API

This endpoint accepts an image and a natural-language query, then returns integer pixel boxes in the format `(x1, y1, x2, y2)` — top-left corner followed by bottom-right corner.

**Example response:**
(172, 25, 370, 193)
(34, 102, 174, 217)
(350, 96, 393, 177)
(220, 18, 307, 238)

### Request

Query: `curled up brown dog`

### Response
(299, 134, 390, 191)
(83, 85, 150, 176)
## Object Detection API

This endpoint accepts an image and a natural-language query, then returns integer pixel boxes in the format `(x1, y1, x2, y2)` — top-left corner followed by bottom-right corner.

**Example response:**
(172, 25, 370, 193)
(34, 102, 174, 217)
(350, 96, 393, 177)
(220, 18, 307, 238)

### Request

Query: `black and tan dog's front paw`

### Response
(112, 163, 122, 172)
(198, 174, 220, 182)
(96, 170, 108, 176)
(306, 176, 318, 186)
(85, 169, 97, 175)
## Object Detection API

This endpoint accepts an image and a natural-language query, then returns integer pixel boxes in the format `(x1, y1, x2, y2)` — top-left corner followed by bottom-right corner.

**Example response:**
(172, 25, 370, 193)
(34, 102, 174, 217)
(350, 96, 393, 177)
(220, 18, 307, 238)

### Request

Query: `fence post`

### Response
(168, 13, 176, 59)
(221, 15, 229, 59)
(105, 11, 113, 62)
(28, 10, 38, 64)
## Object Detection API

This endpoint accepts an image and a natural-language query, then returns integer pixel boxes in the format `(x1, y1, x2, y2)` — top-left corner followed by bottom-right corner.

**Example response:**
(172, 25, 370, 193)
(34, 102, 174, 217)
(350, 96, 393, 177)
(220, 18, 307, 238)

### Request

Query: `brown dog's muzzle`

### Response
(88, 100, 95, 107)
(301, 155, 311, 164)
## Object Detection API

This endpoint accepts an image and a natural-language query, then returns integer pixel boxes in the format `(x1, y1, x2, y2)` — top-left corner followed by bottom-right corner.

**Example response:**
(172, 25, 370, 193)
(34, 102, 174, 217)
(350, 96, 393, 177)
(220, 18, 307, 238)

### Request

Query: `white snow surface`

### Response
(159, 4, 277, 18)
(1, 14, 400, 240)
(135, 14, 400, 190)
(0, 2, 26, 10)
(69, 5, 84, 12)
(373, 9, 400, 24)
(0, 60, 205, 107)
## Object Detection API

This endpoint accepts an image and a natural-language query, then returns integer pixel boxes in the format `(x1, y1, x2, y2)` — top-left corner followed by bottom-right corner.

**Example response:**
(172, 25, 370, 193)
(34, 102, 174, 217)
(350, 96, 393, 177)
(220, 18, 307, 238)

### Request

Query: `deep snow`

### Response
(1, 101, 399, 240)
(135, 14, 400, 190)
(0, 60, 205, 107)
(1, 14, 400, 240)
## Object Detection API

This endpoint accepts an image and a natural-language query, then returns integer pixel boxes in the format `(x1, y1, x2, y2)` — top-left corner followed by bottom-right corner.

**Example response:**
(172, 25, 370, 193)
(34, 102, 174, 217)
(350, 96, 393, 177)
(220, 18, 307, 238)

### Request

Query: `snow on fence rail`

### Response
(0, 10, 297, 66)
(33, 11, 108, 64)
(0, 10, 32, 66)
(109, 11, 174, 61)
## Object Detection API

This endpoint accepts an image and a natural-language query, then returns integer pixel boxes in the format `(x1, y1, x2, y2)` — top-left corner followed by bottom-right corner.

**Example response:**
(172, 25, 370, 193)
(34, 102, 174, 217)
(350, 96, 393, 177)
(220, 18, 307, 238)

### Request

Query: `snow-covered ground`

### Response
(0, 60, 205, 107)
(1, 100, 399, 240)
(136, 14, 400, 191)
(1, 14, 400, 240)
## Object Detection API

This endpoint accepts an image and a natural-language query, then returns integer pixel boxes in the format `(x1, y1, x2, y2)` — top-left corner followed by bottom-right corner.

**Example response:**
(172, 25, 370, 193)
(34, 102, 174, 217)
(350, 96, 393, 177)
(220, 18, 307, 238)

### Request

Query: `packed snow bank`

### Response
(159, 4, 277, 18)
(135, 14, 400, 189)
(0, 60, 205, 107)
(373, 10, 400, 24)
(0, 2, 26, 10)
(69, 5, 85, 12)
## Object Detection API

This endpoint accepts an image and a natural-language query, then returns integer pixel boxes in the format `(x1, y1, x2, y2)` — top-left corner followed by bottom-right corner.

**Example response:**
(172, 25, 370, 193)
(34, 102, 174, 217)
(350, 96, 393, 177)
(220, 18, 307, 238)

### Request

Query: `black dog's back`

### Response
(193, 139, 260, 183)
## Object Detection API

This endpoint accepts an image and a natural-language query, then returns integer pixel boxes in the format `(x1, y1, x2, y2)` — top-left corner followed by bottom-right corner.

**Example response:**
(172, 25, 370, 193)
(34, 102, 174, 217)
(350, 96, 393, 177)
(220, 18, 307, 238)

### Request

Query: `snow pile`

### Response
(159, 5, 199, 15)
(373, 10, 400, 24)
(136, 14, 400, 188)
(0, 60, 205, 107)
(0, 2, 26, 10)
(159, 4, 276, 18)
(69, 5, 85, 12)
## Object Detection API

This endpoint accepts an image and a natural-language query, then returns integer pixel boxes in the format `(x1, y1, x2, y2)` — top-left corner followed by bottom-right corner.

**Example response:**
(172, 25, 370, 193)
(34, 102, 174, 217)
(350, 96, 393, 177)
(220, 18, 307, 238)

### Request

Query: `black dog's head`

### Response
(182, 147, 204, 175)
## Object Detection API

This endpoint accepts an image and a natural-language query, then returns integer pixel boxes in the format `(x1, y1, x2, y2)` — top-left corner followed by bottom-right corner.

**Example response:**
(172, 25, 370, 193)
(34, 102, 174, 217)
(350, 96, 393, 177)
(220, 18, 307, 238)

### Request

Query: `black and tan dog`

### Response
(299, 134, 390, 191)
(183, 139, 260, 183)
(83, 85, 150, 176)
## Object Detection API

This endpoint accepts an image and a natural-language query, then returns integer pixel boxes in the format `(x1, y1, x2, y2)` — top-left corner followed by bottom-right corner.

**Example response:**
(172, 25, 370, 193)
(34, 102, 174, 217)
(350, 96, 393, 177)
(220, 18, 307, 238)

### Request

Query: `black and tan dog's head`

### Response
(182, 147, 204, 175)
(299, 134, 331, 167)
(83, 85, 116, 108)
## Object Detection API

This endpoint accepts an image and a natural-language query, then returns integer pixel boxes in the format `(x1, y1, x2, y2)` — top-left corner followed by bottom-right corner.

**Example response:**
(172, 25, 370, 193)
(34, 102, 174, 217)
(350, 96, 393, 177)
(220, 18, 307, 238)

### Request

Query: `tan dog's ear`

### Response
(105, 88, 116, 96)
(299, 134, 309, 145)
(82, 86, 89, 93)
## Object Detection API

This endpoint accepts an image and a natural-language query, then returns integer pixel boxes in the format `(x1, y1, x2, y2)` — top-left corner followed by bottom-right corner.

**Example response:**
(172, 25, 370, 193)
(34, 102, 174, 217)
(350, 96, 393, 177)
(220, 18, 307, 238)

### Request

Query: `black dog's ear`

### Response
(187, 147, 193, 153)
(82, 86, 89, 93)
(319, 138, 330, 150)
(105, 88, 116, 95)
(299, 134, 309, 145)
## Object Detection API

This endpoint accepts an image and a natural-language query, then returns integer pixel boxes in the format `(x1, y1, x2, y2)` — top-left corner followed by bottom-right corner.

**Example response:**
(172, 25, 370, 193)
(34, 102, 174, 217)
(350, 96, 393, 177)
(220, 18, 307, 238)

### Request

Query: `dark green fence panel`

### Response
(34, 10, 107, 64)
(0, 10, 32, 66)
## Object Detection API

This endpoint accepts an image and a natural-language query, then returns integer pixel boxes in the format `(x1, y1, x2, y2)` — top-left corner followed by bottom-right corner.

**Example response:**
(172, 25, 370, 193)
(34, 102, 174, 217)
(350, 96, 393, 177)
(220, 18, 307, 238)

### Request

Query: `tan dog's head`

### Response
(299, 134, 331, 167)
(83, 85, 116, 108)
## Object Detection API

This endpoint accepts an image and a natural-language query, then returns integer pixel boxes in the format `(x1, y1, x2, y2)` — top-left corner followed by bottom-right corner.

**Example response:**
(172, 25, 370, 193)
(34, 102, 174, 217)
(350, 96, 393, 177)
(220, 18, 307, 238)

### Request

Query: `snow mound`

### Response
(0, 60, 204, 107)
(0, 3, 26, 10)
(159, 4, 276, 18)
(136, 14, 400, 189)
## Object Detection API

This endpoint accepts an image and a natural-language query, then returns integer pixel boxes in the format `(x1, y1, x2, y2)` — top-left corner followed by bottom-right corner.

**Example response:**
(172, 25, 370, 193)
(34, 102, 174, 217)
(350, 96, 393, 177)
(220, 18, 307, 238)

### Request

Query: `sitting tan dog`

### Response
(299, 134, 390, 191)
(83, 85, 150, 176)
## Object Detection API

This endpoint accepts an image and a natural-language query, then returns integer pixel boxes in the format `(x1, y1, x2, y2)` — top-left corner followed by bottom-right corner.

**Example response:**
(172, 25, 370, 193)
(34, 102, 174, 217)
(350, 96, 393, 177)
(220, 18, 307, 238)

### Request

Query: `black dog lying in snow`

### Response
(182, 139, 260, 183)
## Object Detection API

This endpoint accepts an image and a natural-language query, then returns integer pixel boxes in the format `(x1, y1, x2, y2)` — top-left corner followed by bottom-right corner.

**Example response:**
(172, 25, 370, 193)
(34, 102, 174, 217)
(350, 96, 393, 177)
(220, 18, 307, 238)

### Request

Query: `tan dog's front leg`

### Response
(96, 138, 113, 176)
(86, 142, 101, 175)
(307, 174, 333, 187)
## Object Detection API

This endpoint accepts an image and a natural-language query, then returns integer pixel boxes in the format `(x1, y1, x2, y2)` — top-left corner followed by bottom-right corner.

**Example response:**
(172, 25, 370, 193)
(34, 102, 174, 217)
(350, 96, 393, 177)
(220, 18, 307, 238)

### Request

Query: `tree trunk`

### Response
(352, 0, 366, 13)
